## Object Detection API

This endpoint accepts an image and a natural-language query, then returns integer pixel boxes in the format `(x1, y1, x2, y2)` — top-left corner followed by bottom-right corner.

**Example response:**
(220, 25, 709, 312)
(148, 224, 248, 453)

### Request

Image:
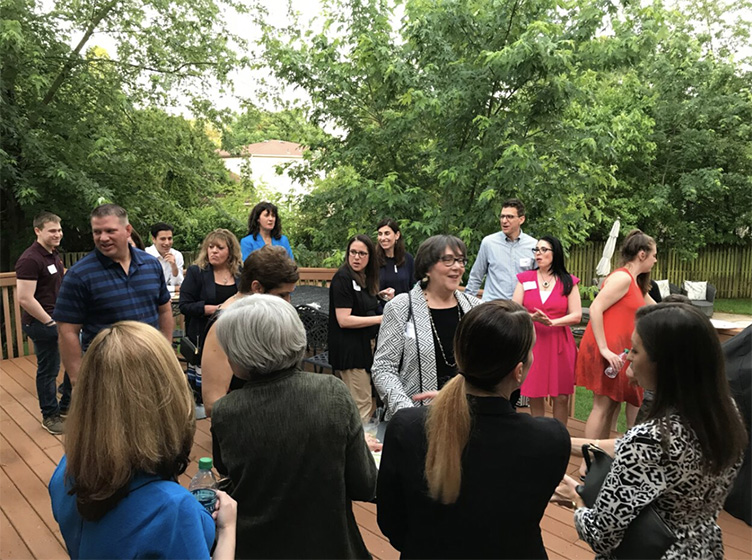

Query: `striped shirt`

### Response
(54, 247, 170, 350)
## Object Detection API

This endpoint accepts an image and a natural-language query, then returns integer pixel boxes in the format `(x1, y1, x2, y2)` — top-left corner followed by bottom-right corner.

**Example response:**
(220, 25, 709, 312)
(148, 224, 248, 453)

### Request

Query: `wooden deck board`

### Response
(2, 355, 750, 559)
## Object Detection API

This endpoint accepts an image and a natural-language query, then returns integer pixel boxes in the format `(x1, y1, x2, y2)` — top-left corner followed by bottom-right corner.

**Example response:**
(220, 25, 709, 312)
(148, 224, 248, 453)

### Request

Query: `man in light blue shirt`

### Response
(466, 198, 537, 301)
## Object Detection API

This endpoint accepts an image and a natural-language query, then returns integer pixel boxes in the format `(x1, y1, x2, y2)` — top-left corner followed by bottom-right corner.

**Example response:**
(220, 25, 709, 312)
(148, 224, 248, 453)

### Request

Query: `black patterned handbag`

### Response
(577, 444, 677, 559)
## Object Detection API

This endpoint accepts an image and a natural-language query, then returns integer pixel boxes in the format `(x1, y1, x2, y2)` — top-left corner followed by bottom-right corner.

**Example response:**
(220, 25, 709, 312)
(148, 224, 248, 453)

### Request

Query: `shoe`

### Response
(42, 415, 64, 435)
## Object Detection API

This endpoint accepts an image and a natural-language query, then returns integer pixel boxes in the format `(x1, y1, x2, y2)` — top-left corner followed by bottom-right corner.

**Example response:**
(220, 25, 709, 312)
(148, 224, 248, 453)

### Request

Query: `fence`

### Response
(566, 243, 752, 299)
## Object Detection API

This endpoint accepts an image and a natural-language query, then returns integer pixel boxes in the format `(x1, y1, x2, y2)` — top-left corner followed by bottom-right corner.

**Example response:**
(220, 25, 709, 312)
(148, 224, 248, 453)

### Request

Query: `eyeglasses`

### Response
(349, 250, 369, 258)
(500, 214, 520, 221)
(531, 247, 552, 254)
(438, 255, 468, 267)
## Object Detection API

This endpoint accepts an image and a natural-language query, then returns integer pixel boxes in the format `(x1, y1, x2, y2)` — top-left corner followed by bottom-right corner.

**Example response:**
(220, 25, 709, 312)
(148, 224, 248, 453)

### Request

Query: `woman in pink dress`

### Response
(513, 236, 582, 426)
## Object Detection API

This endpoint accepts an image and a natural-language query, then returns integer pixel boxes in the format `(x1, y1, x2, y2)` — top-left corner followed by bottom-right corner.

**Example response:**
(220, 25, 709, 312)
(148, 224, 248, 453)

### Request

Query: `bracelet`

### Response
(45, 320, 55, 326)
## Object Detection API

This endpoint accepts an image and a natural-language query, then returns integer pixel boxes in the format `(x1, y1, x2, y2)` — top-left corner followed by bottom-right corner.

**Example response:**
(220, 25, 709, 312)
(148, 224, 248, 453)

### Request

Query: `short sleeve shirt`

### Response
(53, 247, 170, 350)
(14, 242, 65, 324)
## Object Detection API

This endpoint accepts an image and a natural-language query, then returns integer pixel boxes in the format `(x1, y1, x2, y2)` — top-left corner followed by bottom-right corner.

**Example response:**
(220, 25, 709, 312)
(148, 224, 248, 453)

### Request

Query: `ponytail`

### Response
(425, 375, 471, 504)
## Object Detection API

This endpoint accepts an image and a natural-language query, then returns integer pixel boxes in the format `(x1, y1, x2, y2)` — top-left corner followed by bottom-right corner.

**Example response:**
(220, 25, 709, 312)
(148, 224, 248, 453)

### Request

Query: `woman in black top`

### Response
(329, 234, 382, 422)
(179, 229, 242, 361)
(377, 301, 571, 558)
(375, 218, 415, 306)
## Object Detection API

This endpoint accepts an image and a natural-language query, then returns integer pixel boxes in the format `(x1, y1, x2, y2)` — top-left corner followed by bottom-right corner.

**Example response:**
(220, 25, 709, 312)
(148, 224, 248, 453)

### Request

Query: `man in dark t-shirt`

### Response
(15, 211, 70, 435)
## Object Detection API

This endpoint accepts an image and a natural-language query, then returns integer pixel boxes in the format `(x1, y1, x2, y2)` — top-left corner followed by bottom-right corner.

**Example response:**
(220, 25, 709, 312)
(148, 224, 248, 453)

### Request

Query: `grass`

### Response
(715, 298, 752, 315)
(573, 386, 628, 433)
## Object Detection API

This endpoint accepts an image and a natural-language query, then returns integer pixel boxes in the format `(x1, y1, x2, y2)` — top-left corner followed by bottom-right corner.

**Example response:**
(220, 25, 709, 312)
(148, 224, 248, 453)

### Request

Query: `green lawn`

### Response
(715, 298, 752, 315)
(573, 386, 628, 433)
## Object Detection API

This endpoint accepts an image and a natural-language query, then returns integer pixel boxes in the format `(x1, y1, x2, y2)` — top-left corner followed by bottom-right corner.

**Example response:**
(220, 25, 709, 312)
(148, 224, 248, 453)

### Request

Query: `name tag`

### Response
(523, 281, 537, 291)
(394, 264, 398, 274)
(352, 280, 361, 292)
(404, 322, 415, 339)
(47, 264, 58, 275)
(520, 257, 534, 269)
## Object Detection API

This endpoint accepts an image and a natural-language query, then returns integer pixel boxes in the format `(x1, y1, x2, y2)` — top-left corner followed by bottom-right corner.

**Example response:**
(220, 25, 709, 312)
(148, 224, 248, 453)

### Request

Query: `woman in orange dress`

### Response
(577, 230, 657, 440)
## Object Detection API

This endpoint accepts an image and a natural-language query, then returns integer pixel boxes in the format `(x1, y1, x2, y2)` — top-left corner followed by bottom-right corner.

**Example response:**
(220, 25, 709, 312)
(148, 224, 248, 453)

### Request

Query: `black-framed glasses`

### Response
(438, 255, 468, 267)
(531, 247, 552, 254)
(500, 213, 519, 221)
(349, 249, 369, 258)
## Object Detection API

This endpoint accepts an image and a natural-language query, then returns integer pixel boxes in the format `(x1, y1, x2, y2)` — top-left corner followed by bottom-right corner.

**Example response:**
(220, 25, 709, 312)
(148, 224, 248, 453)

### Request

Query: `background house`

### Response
(217, 140, 307, 196)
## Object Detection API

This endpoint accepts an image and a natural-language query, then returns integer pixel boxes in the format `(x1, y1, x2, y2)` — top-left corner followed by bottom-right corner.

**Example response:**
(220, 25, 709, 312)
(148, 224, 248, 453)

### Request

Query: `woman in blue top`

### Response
(240, 201, 294, 261)
(49, 321, 237, 560)
(375, 218, 414, 306)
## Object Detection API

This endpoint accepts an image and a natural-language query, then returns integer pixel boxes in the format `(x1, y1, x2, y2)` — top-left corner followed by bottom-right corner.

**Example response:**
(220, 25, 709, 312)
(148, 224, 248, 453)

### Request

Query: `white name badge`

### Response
(520, 257, 534, 269)
(523, 281, 537, 291)
(47, 264, 58, 275)
(352, 280, 361, 292)
(404, 322, 415, 339)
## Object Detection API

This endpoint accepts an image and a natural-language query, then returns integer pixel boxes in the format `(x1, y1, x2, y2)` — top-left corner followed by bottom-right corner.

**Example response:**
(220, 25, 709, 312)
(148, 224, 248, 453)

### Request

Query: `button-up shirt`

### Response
(466, 230, 538, 301)
(145, 245, 184, 286)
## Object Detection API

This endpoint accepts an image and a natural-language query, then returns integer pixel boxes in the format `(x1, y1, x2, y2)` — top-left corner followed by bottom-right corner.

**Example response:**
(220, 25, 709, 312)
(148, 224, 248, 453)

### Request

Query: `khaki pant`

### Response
(338, 368, 373, 423)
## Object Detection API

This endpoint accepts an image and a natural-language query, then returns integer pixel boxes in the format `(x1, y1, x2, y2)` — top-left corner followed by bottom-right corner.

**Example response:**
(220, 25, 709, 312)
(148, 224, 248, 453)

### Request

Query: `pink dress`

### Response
(517, 270, 579, 398)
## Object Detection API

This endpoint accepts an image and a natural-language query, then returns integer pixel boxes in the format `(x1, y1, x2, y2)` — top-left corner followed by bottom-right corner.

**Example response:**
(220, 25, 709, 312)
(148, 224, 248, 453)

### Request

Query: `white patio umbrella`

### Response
(595, 219, 621, 277)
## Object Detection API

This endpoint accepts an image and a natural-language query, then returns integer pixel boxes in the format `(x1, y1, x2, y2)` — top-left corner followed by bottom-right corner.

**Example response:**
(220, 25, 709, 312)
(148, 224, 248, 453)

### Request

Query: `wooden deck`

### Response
(2, 355, 750, 559)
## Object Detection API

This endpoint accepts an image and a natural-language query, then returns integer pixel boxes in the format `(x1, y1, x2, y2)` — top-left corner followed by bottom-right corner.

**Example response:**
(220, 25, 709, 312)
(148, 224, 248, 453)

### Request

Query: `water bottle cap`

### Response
(198, 457, 213, 470)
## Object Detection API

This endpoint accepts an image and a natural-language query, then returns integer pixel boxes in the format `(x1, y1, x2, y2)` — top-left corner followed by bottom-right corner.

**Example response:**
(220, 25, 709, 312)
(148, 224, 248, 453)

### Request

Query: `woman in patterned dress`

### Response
(553, 303, 747, 559)
(513, 235, 581, 426)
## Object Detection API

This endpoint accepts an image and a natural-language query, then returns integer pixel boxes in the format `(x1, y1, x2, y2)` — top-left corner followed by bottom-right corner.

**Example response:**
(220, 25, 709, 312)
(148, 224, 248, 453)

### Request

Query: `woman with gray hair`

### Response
(372, 235, 481, 419)
(210, 295, 377, 559)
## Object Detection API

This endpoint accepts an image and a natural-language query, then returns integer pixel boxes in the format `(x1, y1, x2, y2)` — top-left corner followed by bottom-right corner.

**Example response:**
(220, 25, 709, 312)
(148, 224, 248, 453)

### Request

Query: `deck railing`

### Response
(0, 269, 336, 360)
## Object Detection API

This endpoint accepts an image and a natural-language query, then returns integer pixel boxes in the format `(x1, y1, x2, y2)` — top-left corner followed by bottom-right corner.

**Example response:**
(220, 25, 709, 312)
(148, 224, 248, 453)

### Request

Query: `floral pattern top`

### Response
(574, 413, 742, 559)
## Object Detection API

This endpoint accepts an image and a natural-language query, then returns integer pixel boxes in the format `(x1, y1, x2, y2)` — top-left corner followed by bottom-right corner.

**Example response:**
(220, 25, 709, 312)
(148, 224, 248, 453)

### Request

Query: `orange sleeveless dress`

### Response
(576, 268, 644, 406)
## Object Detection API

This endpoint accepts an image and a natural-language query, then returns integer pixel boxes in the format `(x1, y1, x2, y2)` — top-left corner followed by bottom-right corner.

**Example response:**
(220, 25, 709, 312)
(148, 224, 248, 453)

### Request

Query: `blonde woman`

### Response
(49, 321, 236, 559)
(179, 229, 242, 363)
(377, 301, 570, 558)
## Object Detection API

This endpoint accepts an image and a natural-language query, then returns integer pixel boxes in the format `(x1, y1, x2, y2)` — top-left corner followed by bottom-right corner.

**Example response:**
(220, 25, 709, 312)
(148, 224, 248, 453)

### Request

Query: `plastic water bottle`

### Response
(189, 457, 217, 514)
(604, 349, 629, 378)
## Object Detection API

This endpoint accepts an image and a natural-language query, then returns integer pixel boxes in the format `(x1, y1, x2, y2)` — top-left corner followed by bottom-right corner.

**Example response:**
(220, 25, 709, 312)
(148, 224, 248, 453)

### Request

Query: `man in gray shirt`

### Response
(466, 198, 537, 301)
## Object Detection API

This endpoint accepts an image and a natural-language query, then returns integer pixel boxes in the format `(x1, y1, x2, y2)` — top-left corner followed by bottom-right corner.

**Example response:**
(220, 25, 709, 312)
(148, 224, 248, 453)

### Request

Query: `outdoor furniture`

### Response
(291, 285, 329, 312)
(295, 304, 332, 373)
(682, 282, 716, 318)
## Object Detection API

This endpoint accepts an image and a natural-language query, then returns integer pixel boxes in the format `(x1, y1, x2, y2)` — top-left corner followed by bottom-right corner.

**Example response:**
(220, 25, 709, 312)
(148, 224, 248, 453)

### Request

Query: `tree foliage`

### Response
(0, 0, 246, 269)
(253, 0, 752, 261)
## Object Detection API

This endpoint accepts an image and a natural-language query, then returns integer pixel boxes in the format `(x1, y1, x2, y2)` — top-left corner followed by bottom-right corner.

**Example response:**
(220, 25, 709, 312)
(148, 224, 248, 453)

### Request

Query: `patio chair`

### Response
(681, 282, 716, 318)
(296, 304, 332, 373)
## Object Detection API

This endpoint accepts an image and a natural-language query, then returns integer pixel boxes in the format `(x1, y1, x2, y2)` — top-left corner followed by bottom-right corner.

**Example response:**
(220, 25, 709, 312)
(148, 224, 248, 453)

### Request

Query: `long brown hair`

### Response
(636, 303, 747, 473)
(64, 322, 195, 521)
(341, 234, 379, 296)
(619, 229, 655, 295)
(425, 301, 535, 504)
(194, 228, 243, 277)
(375, 217, 407, 268)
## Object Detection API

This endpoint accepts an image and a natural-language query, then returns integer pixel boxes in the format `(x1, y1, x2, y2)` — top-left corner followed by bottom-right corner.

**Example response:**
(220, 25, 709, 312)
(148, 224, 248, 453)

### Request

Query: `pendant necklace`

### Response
(424, 291, 461, 368)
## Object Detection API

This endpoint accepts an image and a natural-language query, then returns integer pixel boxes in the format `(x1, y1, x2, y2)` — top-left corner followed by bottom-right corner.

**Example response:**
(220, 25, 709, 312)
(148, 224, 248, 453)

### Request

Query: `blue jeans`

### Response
(22, 320, 71, 418)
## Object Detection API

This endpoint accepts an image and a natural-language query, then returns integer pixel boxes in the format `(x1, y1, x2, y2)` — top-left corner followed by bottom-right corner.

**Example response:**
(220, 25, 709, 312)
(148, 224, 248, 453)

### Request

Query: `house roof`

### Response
(217, 140, 305, 158)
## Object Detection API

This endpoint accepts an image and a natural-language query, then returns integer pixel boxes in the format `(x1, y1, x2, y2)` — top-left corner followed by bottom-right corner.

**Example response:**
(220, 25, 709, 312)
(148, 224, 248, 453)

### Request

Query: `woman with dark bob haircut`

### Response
(554, 303, 747, 558)
(240, 201, 294, 261)
(49, 321, 237, 559)
(373, 235, 481, 419)
(377, 301, 571, 558)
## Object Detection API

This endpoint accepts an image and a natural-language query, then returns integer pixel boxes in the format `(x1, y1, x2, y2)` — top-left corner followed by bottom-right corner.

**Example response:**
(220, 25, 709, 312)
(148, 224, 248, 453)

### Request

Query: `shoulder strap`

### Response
(408, 290, 424, 399)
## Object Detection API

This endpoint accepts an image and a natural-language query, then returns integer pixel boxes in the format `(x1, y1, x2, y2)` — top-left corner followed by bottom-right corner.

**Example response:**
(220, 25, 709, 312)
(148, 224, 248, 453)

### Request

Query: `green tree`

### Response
(253, 0, 751, 262)
(0, 0, 245, 269)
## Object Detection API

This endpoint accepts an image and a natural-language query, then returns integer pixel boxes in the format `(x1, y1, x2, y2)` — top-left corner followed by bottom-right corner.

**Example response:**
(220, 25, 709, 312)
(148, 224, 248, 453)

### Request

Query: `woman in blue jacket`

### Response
(240, 201, 294, 261)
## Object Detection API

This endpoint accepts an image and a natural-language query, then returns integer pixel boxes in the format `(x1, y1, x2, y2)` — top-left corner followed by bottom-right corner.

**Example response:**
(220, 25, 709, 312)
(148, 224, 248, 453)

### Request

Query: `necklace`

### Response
(424, 291, 461, 368)
(538, 270, 555, 289)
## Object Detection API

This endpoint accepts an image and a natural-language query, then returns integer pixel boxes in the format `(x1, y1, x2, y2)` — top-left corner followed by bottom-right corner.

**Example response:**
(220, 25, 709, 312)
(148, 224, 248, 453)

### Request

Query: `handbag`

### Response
(577, 444, 677, 559)
(179, 336, 200, 366)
